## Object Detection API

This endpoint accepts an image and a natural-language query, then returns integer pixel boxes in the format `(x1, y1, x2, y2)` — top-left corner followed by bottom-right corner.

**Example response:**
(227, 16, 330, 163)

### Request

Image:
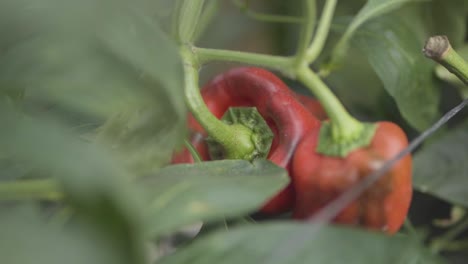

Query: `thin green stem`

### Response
(0, 179, 62, 201)
(305, 0, 337, 63)
(193, 0, 220, 42)
(194, 47, 296, 77)
(232, 0, 303, 24)
(184, 139, 202, 163)
(403, 218, 417, 236)
(295, 0, 316, 64)
(423, 35, 468, 85)
(180, 46, 256, 160)
(178, 0, 206, 43)
(436, 239, 468, 252)
(297, 66, 363, 142)
(171, 0, 184, 41)
(431, 216, 468, 253)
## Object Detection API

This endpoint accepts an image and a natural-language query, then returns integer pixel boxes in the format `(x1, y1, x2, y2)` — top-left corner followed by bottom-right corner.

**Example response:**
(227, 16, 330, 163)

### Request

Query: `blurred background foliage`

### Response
(0, 0, 468, 263)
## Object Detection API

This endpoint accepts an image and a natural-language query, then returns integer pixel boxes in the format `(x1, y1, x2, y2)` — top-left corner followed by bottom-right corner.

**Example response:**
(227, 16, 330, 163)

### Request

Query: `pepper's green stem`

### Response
(305, 0, 337, 63)
(430, 216, 468, 253)
(231, 0, 303, 24)
(194, 47, 296, 77)
(180, 46, 256, 160)
(297, 66, 363, 141)
(177, 0, 206, 43)
(192, 0, 220, 42)
(0, 179, 62, 201)
(294, 0, 375, 157)
(297, 66, 376, 156)
(295, 0, 316, 63)
(423, 35, 468, 85)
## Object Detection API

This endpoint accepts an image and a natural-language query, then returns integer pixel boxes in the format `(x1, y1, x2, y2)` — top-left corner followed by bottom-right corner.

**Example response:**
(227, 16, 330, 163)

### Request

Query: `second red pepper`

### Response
(292, 121, 412, 234)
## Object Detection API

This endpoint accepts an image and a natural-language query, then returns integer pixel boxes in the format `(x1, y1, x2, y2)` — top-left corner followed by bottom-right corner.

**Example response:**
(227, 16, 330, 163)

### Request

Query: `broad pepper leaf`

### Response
(159, 222, 443, 264)
(323, 0, 423, 72)
(0, 0, 185, 174)
(429, 0, 468, 49)
(414, 119, 468, 207)
(351, 15, 440, 130)
(141, 160, 289, 237)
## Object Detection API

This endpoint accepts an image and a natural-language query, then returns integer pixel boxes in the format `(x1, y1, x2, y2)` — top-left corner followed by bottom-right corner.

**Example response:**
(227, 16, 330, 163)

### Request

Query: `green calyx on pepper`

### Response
(207, 107, 274, 161)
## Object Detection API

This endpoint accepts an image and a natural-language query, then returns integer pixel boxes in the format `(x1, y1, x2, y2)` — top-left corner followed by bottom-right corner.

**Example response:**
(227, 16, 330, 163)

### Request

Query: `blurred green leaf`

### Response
(141, 160, 289, 237)
(0, 103, 147, 264)
(0, 207, 144, 264)
(414, 119, 468, 207)
(351, 15, 440, 130)
(323, 0, 423, 72)
(0, 0, 185, 174)
(159, 222, 443, 264)
(430, 0, 468, 49)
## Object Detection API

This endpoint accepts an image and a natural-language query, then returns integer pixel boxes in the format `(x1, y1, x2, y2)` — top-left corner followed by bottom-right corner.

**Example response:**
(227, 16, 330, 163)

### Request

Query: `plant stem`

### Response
(231, 0, 303, 24)
(171, 0, 184, 41)
(184, 139, 202, 163)
(297, 67, 363, 141)
(295, 0, 316, 63)
(194, 47, 296, 77)
(0, 179, 62, 201)
(178, 0, 206, 43)
(305, 0, 337, 63)
(193, 0, 220, 42)
(431, 216, 468, 253)
(180, 46, 256, 160)
(423, 35, 468, 85)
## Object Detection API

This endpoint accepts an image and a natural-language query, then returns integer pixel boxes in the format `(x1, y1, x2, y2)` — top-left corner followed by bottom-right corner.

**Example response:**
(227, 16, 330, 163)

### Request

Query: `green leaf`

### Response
(0, 207, 143, 264)
(414, 119, 468, 207)
(351, 15, 440, 130)
(141, 160, 289, 237)
(0, 104, 147, 264)
(159, 222, 443, 264)
(323, 0, 423, 72)
(429, 0, 468, 49)
(0, 0, 186, 174)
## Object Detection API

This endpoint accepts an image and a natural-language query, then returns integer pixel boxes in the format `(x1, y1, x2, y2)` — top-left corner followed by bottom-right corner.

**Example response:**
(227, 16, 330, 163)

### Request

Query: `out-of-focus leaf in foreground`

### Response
(0, 102, 148, 263)
(141, 160, 289, 237)
(159, 222, 443, 264)
(0, 206, 145, 264)
(0, 0, 185, 174)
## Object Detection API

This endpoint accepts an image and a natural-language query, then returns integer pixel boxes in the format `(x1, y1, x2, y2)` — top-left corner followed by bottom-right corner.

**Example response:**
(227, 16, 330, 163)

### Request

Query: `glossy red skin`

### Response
(171, 67, 320, 214)
(295, 94, 328, 121)
(292, 122, 412, 234)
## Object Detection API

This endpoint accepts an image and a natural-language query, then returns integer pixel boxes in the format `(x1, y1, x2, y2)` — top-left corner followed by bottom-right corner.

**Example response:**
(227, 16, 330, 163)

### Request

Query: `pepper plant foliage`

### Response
(0, 0, 467, 263)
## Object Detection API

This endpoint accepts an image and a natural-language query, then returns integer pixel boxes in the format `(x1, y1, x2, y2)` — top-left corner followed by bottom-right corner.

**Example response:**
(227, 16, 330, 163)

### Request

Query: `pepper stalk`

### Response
(180, 47, 259, 160)
(295, 0, 376, 157)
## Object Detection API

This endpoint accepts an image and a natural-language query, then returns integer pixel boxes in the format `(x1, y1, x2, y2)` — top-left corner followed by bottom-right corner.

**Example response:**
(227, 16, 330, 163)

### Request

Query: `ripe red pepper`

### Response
(295, 94, 328, 121)
(172, 67, 320, 214)
(292, 121, 412, 234)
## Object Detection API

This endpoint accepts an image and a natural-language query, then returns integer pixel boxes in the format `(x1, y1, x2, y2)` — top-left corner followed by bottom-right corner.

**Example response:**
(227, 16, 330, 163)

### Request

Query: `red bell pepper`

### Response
(172, 67, 320, 214)
(292, 121, 412, 234)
